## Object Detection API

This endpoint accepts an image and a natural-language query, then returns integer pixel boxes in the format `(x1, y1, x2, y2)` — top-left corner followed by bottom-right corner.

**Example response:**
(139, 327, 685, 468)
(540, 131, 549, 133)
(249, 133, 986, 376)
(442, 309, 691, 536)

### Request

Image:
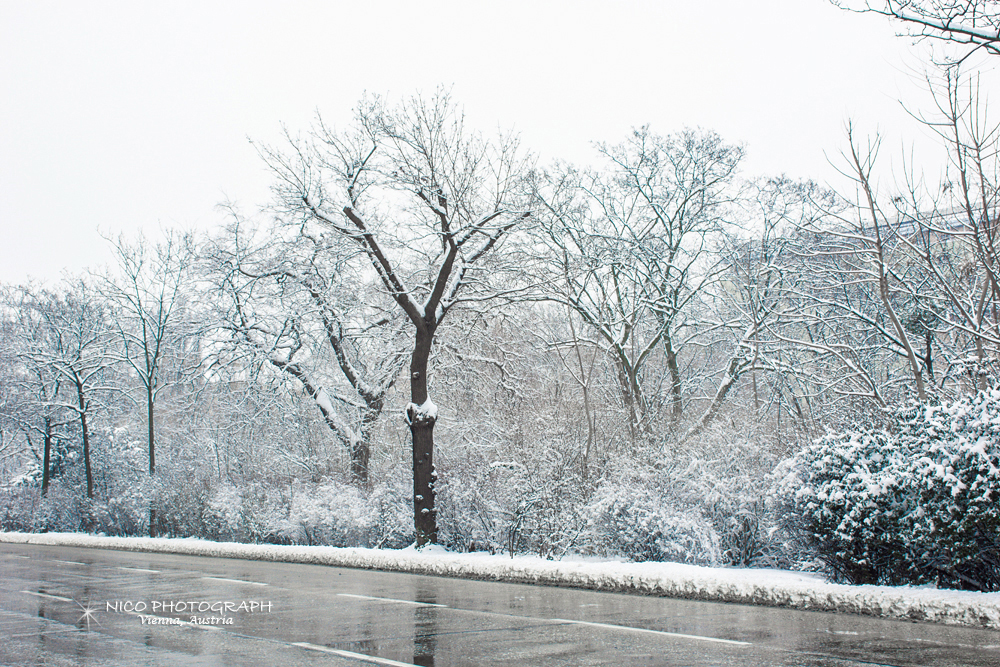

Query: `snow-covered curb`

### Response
(3, 531, 998, 630)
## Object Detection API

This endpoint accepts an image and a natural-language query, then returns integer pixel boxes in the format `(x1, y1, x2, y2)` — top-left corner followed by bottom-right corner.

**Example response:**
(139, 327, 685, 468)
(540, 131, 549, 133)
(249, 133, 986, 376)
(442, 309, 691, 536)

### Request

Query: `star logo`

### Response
(76, 600, 102, 631)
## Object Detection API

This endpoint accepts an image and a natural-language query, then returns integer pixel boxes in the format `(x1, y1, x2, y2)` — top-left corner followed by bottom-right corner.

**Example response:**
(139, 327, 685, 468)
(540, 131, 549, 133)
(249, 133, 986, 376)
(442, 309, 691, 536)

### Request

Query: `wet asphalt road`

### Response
(1, 543, 998, 666)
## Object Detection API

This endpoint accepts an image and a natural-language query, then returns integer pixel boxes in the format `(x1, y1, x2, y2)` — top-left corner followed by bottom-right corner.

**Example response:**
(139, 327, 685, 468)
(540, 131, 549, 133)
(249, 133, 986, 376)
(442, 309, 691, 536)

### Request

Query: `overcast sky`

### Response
(2, 1, 997, 285)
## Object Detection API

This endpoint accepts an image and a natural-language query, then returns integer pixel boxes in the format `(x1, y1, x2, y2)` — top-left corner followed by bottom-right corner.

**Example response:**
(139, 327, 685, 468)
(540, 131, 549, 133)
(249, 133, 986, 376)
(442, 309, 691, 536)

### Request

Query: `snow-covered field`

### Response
(3, 531, 998, 631)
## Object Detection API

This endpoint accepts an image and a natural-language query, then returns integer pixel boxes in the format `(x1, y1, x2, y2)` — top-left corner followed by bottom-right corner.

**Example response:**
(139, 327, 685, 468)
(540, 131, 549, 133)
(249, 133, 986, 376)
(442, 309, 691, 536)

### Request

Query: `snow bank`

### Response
(3, 531, 998, 630)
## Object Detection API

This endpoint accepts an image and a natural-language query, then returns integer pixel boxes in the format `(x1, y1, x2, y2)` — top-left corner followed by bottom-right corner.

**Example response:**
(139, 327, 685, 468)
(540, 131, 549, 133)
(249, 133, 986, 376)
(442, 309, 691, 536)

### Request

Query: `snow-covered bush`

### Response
(202, 482, 294, 543)
(367, 479, 414, 549)
(895, 393, 1000, 591)
(715, 500, 770, 567)
(91, 484, 150, 536)
(776, 390, 1000, 590)
(680, 441, 791, 568)
(283, 477, 412, 548)
(283, 477, 411, 548)
(204, 484, 244, 540)
(201, 477, 413, 548)
(773, 429, 912, 585)
(435, 455, 512, 554)
(0, 485, 42, 532)
(287, 479, 374, 546)
(0, 475, 99, 533)
(586, 476, 721, 565)
(231, 482, 295, 544)
(436, 445, 589, 558)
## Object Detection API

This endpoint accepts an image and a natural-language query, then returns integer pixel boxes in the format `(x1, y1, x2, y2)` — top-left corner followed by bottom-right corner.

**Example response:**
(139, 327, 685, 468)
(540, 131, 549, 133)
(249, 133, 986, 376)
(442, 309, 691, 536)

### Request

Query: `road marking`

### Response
(10, 630, 78, 638)
(551, 618, 751, 646)
(292, 642, 420, 666)
(48, 559, 86, 566)
(337, 593, 447, 607)
(201, 576, 268, 586)
(910, 637, 1000, 650)
(22, 590, 73, 602)
(118, 566, 160, 573)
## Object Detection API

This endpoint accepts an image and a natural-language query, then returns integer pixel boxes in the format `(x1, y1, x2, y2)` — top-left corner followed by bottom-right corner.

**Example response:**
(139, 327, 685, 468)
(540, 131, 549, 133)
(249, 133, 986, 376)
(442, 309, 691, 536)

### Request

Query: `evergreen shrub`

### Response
(775, 390, 1000, 590)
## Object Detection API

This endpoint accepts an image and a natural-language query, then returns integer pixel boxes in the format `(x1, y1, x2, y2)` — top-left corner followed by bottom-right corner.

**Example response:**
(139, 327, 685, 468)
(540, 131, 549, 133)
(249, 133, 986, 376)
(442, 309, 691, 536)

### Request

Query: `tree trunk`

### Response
(679, 349, 747, 445)
(613, 352, 651, 440)
(76, 383, 93, 500)
(408, 325, 437, 546)
(41, 416, 52, 497)
(665, 337, 683, 424)
(923, 330, 934, 382)
(147, 384, 155, 474)
(565, 306, 595, 478)
(147, 384, 157, 537)
(614, 357, 639, 442)
(353, 402, 381, 488)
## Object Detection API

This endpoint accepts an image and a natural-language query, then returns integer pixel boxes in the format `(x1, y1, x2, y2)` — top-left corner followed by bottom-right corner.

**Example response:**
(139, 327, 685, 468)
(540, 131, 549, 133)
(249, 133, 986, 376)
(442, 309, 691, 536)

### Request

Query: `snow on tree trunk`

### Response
(407, 326, 438, 546)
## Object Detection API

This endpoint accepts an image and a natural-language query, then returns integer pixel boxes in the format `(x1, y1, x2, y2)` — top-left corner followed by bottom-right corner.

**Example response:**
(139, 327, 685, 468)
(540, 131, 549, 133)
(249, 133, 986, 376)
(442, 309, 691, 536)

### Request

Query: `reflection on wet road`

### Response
(1, 543, 998, 666)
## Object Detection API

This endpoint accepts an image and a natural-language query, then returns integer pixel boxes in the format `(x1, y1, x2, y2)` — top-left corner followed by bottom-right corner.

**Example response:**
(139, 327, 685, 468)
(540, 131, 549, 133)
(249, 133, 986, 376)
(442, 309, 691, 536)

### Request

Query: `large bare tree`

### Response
(261, 92, 532, 545)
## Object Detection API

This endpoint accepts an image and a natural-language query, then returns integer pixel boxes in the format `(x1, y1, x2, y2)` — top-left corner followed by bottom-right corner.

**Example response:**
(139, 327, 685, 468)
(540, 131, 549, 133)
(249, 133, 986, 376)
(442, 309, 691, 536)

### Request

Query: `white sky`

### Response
(2, 0, 997, 284)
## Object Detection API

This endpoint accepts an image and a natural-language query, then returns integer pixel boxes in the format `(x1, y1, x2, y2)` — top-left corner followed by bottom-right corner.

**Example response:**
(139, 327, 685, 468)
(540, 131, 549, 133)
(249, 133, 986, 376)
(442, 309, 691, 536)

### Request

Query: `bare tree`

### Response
(101, 230, 201, 534)
(532, 127, 744, 439)
(778, 114, 989, 408)
(206, 212, 407, 486)
(12, 282, 113, 501)
(261, 91, 532, 545)
(0, 290, 74, 493)
(2, 343, 71, 496)
(679, 178, 810, 445)
(838, 1, 1000, 60)
(851, 127, 931, 400)
(776, 62, 1000, 411)
(779, 137, 931, 408)
(881, 65, 1000, 390)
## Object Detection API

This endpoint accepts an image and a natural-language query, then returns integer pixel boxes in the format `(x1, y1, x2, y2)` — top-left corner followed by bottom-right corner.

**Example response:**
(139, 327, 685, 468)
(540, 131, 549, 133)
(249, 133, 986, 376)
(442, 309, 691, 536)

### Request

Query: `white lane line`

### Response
(201, 576, 268, 586)
(48, 559, 86, 566)
(21, 591, 73, 602)
(910, 637, 1000, 650)
(551, 618, 751, 646)
(336, 593, 446, 608)
(118, 566, 160, 573)
(292, 643, 420, 666)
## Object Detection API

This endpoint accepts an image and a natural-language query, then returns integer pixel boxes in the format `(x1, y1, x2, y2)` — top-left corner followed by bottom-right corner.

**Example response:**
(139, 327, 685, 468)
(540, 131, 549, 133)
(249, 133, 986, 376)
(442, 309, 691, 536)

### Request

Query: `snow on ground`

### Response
(2, 531, 998, 630)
